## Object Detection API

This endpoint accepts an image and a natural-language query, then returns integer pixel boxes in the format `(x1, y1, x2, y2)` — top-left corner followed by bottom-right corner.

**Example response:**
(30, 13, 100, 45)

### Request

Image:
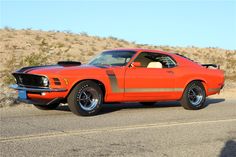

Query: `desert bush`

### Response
(24, 30, 31, 35)
(80, 32, 88, 36)
(5, 33, 14, 38)
(64, 46, 71, 53)
(108, 36, 118, 41)
(3, 26, 14, 31)
(35, 35, 42, 41)
(88, 51, 95, 56)
(2, 54, 21, 84)
(57, 42, 65, 48)
(64, 37, 70, 42)
(2, 53, 49, 84)
(91, 46, 97, 51)
(23, 52, 48, 66)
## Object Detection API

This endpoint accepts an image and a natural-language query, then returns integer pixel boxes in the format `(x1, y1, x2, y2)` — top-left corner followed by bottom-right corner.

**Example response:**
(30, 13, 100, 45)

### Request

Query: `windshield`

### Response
(88, 50, 136, 66)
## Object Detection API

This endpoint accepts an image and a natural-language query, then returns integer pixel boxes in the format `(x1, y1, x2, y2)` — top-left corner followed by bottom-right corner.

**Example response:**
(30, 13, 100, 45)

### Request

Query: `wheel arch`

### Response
(181, 79, 207, 98)
(66, 79, 106, 99)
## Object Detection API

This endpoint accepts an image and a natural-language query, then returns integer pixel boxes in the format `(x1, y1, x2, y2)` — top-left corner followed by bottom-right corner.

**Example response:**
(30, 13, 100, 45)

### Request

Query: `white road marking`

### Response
(1, 118, 236, 143)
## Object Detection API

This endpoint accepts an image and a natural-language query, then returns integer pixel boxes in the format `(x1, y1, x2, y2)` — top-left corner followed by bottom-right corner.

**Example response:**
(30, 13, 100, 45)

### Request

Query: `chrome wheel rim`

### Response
(77, 87, 99, 111)
(188, 85, 203, 106)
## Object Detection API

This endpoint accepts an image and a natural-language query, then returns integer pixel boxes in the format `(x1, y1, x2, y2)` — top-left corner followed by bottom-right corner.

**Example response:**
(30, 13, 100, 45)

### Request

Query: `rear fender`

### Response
(182, 78, 208, 97)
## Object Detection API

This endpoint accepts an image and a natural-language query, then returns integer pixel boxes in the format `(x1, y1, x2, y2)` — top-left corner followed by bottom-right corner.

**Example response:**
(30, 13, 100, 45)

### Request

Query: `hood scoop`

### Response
(57, 61, 82, 66)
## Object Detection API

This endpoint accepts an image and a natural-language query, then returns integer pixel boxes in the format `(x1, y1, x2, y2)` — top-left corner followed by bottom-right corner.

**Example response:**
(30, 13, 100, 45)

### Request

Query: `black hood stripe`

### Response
(17, 65, 58, 73)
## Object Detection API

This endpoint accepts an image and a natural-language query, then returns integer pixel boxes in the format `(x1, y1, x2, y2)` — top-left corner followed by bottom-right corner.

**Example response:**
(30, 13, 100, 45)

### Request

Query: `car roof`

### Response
(105, 48, 172, 55)
(104, 48, 198, 66)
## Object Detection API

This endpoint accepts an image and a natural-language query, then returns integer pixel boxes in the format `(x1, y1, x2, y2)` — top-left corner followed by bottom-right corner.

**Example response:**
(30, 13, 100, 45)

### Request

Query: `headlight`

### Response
(42, 77, 49, 87)
(14, 77, 17, 84)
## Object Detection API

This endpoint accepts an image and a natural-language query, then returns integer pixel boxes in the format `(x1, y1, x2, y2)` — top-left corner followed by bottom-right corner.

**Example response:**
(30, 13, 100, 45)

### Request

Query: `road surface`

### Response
(1, 97, 236, 157)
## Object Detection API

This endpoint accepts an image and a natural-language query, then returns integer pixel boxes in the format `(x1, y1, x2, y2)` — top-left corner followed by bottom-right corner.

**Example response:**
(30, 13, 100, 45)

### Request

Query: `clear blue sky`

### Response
(1, 0, 236, 50)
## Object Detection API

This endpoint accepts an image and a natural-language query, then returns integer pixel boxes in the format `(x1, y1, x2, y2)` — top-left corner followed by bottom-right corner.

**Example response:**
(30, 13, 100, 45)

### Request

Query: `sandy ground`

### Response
(209, 87, 236, 100)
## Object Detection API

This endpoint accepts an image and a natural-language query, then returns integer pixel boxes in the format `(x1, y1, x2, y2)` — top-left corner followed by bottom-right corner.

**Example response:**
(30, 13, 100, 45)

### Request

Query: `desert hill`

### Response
(0, 28, 235, 107)
(0, 28, 235, 84)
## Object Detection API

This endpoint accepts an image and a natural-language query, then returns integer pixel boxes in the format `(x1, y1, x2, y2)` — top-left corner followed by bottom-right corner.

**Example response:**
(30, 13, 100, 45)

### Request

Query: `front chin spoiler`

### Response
(17, 97, 64, 106)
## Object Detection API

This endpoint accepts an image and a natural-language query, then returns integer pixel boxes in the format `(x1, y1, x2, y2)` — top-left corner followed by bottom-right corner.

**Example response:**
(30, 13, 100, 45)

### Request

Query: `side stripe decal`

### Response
(106, 70, 124, 93)
(106, 70, 183, 93)
(125, 88, 183, 93)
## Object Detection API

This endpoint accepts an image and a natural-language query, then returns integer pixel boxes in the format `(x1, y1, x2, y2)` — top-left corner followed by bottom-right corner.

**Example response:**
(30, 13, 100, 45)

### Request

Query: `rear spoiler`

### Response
(201, 64, 220, 69)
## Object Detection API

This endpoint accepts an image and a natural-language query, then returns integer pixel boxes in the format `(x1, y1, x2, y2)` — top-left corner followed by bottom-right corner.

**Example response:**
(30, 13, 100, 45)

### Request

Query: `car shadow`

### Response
(56, 105, 71, 112)
(219, 140, 236, 157)
(99, 101, 181, 115)
(55, 98, 225, 115)
(55, 102, 181, 114)
(205, 98, 225, 106)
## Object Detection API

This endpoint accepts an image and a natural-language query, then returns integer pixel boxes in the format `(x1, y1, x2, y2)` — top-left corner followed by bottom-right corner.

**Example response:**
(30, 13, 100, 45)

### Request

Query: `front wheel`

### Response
(180, 81, 206, 110)
(67, 81, 103, 116)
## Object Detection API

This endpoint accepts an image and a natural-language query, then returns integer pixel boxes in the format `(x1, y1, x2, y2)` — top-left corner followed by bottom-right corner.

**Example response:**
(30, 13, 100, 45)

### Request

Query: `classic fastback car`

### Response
(10, 49, 224, 116)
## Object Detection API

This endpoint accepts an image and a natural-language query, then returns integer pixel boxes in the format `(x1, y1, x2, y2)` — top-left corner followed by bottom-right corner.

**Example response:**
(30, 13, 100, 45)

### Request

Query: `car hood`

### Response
(15, 64, 106, 76)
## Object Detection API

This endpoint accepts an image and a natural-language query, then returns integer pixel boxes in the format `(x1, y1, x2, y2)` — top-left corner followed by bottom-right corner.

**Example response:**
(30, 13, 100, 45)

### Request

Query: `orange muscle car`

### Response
(10, 49, 224, 116)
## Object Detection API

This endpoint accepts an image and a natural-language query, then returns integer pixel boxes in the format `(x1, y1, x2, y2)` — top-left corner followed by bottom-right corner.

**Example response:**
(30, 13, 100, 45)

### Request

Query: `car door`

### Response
(124, 52, 177, 101)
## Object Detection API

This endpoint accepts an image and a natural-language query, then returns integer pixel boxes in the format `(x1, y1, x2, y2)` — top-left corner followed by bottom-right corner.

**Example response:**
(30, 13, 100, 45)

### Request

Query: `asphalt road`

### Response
(1, 98, 236, 157)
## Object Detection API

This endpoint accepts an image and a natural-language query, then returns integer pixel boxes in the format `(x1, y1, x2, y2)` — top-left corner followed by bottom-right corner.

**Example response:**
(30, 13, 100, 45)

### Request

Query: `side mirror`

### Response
(130, 62, 141, 68)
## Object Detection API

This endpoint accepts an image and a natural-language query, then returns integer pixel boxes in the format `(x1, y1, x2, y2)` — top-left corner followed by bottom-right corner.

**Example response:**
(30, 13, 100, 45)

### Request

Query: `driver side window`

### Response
(133, 52, 176, 68)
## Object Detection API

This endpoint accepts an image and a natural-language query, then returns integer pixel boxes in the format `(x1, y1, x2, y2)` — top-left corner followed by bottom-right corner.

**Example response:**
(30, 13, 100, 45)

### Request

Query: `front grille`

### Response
(13, 73, 49, 88)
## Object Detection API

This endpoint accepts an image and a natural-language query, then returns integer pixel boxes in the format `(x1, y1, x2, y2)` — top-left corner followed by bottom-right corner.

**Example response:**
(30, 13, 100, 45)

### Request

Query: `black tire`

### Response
(34, 103, 60, 110)
(140, 102, 156, 106)
(67, 81, 103, 116)
(180, 81, 206, 110)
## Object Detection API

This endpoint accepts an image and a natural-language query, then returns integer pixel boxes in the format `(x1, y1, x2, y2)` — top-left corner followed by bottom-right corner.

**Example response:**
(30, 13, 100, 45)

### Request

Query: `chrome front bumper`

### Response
(9, 84, 66, 105)
(9, 84, 67, 92)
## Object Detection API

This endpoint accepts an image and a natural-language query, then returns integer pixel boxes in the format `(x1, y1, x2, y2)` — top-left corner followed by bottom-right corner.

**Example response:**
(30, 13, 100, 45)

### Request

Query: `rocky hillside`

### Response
(0, 28, 235, 107)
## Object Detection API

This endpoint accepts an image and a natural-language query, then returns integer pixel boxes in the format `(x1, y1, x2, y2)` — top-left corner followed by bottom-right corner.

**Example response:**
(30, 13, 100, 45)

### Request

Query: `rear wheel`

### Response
(180, 81, 206, 110)
(34, 103, 60, 110)
(67, 81, 103, 116)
